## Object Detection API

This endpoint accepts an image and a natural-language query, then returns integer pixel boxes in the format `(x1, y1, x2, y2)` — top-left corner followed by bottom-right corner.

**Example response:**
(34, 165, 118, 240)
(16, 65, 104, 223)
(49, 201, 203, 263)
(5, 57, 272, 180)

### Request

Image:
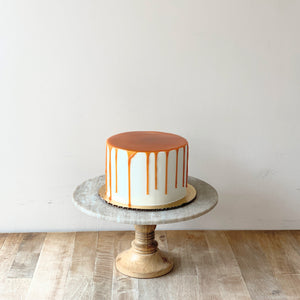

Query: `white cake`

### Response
(101, 131, 195, 209)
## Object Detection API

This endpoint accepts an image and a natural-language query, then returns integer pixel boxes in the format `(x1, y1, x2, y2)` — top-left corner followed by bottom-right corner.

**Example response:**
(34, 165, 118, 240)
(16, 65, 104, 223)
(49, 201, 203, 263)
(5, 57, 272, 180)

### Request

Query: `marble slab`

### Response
(72, 175, 218, 225)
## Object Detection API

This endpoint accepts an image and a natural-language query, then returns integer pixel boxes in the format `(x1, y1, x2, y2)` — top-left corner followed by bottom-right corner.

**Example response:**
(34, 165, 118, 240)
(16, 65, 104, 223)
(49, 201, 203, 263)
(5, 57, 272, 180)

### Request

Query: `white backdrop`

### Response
(1, 0, 299, 232)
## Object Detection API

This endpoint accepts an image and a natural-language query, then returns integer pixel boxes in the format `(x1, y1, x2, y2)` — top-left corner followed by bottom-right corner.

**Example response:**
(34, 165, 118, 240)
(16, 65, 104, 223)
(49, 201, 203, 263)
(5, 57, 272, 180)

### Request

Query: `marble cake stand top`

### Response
(73, 175, 218, 225)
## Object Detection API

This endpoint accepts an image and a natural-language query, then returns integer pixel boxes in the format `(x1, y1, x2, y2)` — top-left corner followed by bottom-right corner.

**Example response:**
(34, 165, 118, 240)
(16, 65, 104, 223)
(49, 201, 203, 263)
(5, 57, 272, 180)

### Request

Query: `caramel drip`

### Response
(146, 152, 150, 194)
(127, 151, 136, 207)
(186, 144, 189, 187)
(105, 145, 107, 193)
(182, 146, 185, 187)
(165, 151, 169, 194)
(108, 145, 112, 200)
(115, 148, 118, 193)
(175, 148, 179, 188)
(154, 152, 158, 190)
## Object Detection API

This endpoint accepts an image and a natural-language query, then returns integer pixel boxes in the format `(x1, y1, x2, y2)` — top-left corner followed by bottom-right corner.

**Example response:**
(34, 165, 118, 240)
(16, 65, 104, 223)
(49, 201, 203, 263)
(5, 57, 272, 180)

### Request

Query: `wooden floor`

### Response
(0, 231, 300, 300)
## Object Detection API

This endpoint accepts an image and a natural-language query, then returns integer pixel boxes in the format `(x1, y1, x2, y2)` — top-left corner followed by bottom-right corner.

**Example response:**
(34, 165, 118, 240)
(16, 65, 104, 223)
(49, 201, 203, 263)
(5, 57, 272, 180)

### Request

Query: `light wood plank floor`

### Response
(0, 231, 299, 300)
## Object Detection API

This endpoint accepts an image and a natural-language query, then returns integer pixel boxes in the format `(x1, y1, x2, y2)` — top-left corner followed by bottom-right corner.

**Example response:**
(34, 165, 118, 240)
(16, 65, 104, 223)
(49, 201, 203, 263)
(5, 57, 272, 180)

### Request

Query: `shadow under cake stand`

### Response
(73, 175, 218, 279)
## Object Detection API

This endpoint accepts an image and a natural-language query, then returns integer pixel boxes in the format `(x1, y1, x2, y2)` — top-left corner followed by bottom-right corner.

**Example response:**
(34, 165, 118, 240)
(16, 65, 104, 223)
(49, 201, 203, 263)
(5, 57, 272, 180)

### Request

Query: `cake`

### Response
(99, 131, 196, 209)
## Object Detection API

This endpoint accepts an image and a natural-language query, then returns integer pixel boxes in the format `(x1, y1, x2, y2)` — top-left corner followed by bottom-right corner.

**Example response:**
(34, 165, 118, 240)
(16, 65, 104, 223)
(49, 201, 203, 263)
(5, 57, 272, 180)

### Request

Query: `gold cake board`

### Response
(98, 183, 197, 210)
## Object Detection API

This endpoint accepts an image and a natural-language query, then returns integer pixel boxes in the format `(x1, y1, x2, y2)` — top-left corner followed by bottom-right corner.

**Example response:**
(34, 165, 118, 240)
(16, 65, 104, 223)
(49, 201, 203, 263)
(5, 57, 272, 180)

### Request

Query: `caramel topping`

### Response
(107, 131, 187, 152)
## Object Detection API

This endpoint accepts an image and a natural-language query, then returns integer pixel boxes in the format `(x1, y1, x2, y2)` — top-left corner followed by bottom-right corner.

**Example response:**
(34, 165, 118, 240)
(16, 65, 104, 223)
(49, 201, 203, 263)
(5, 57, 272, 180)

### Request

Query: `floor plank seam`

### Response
(0, 234, 7, 252)
(92, 230, 100, 299)
(24, 233, 47, 299)
(223, 232, 253, 299)
(62, 232, 77, 299)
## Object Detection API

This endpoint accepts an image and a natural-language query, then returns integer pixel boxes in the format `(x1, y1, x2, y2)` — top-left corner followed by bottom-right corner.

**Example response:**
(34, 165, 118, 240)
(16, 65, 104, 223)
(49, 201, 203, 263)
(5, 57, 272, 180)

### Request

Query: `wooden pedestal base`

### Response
(115, 225, 173, 278)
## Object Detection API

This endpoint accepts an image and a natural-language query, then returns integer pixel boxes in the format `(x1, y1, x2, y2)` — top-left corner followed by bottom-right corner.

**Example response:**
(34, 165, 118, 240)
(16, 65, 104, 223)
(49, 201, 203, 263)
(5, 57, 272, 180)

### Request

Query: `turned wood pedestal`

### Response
(73, 175, 218, 279)
(116, 225, 172, 278)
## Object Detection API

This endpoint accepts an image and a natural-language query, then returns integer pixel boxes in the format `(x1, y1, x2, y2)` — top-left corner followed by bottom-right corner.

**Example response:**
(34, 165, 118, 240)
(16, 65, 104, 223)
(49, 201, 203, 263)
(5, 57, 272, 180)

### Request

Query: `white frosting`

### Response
(106, 145, 188, 207)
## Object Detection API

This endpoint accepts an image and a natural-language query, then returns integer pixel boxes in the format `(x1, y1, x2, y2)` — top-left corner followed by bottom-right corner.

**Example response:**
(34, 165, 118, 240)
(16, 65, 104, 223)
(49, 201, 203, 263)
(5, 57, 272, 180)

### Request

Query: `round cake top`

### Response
(107, 131, 188, 152)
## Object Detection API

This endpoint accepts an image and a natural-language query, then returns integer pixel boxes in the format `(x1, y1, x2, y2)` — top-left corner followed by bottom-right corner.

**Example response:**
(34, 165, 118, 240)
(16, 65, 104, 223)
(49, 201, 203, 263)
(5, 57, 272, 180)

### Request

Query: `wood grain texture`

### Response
(226, 231, 288, 300)
(93, 231, 116, 300)
(166, 231, 197, 276)
(205, 231, 251, 300)
(188, 231, 223, 299)
(8, 233, 46, 278)
(0, 233, 7, 250)
(111, 231, 139, 300)
(257, 231, 300, 275)
(63, 231, 98, 300)
(0, 230, 300, 300)
(0, 278, 31, 300)
(257, 231, 300, 299)
(26, 232, 75, 300)
(0, 233, 24, 280)
(137, 230, 181, 300)
(139, 230, 200, 300)
(68, 231, 98, 277)
(115, 225, 173, 279)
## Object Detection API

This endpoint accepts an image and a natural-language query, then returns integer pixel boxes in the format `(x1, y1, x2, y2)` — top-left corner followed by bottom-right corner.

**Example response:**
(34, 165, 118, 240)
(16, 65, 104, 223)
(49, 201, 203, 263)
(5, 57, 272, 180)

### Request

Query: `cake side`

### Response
(105, 131, 189, 208)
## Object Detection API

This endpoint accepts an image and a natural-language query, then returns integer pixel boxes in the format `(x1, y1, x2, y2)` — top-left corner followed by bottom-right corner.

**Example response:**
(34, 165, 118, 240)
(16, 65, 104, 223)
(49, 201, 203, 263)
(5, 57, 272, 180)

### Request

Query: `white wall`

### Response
(1, 0, 299, 232)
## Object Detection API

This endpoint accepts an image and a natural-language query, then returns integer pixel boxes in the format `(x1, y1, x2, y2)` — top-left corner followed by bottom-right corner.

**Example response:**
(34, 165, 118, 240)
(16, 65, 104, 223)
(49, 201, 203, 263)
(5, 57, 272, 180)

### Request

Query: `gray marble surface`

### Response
(72, 175, 218, 225)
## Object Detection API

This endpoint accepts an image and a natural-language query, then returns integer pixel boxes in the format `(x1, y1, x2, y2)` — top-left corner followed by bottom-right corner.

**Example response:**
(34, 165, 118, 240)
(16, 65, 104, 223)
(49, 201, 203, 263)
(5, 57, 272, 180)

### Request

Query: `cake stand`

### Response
(73, 175, 218, 279)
